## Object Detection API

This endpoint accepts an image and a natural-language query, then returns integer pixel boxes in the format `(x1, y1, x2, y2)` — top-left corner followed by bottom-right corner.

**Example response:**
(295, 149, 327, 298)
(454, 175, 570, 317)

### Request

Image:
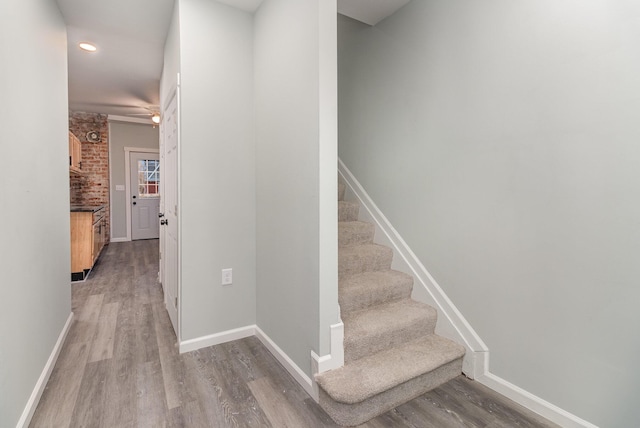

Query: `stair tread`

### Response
(339, 270, 413, 312)
(338, 200, 360, 221)
(339, 243, 392, 259)
(340, 269, 413, 291)
(339, 221, 375, 247)
(339, 220, 373, 231)
(339, 244, 393, 279)
(339, 241, 388, 249)
(343, 299, 436, 348)
(316, 334, 465, 404)
(339, 200, 359, 208)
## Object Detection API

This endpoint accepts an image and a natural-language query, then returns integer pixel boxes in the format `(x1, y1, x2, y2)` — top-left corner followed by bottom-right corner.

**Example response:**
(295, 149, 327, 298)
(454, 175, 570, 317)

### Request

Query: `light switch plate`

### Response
(221, 268, 232, 286)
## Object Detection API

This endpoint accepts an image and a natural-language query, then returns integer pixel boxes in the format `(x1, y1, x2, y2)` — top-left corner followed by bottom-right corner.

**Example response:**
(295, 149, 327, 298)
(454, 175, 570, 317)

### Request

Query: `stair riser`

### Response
(339, 247, 392, 279)
(318, 358, 463, 426)
(344, 316, 436, 363)
(339, 281, 412, 314)
(338, 202, 359, 221)
(339, 223, 375, 247)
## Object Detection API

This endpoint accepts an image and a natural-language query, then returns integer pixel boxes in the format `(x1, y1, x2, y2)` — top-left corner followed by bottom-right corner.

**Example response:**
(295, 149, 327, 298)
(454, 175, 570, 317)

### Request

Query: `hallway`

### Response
(30, 240, 557, 427)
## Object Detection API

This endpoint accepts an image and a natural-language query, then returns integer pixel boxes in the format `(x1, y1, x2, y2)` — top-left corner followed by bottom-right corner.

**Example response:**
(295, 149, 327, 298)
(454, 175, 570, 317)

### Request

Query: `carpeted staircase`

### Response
(315, 182, 466, 426)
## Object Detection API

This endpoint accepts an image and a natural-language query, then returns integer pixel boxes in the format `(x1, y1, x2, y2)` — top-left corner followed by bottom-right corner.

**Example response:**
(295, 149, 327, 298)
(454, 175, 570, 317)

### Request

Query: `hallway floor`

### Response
(30, 240, 558, 427)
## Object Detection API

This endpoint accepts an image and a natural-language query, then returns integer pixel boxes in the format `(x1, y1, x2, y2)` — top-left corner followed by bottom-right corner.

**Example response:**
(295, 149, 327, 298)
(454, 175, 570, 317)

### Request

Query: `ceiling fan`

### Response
(126, 105, 161, 124)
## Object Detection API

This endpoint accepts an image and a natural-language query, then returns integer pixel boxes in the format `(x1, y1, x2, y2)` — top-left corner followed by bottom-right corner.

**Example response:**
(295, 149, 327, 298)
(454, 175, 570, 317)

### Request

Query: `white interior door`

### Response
(130, 152, 160, 240)
(161, 89, 179, 337)
(159, 125, 166, 285)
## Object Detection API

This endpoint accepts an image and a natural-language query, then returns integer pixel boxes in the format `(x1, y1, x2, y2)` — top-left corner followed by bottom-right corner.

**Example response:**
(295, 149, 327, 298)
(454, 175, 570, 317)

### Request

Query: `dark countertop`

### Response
(70, 205, 106, 213)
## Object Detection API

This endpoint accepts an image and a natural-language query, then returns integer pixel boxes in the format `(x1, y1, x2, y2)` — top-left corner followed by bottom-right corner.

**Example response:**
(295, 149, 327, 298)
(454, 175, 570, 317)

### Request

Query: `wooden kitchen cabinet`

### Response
(92, 214, 107, 264)
(69, 131, 82, 173)
(70, 206, 107, 281)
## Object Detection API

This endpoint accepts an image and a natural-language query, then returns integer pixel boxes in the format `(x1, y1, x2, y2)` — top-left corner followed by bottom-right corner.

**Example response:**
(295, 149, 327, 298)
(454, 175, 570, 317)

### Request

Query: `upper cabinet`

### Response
(69, 131, 82, 173)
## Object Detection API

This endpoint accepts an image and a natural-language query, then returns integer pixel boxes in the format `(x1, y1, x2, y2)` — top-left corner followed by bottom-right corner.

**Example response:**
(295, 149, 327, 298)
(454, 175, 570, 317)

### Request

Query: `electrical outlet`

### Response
(221, 268, 232, 285)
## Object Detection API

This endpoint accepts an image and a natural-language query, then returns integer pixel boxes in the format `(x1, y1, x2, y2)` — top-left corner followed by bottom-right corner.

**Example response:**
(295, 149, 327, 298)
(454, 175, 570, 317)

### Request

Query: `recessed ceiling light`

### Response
(78, 42, 97, 52)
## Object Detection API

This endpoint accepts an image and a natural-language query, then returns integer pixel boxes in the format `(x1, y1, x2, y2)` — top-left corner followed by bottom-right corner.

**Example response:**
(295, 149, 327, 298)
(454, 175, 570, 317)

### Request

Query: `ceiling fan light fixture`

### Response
(78, 42, 97, 52)
(151, 113, 161, 124)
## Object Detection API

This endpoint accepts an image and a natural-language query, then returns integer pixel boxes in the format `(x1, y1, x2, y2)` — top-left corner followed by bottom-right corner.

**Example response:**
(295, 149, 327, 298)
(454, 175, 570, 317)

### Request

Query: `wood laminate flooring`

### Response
(30, 240, 559, 428)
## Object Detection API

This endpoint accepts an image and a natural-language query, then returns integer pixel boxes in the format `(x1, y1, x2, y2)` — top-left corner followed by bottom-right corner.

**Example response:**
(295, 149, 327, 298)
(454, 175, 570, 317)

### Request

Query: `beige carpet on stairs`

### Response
(315, 181, 465, 426)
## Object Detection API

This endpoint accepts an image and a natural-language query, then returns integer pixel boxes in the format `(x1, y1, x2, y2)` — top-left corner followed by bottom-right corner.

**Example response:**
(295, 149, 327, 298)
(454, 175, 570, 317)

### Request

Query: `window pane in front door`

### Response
(137, 159, 160, 198)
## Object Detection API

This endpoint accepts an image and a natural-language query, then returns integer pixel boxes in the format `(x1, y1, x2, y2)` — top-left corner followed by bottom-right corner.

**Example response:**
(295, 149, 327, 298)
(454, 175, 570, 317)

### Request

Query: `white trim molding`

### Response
(255, 326, 315, 399)
(338, 159, 488, 378)
(178, 324, 328, 402)
(178, 325, 255, 353)
(17, 312, 74, 428)
(477, 372, 599, 428)
(109, 237, 129, 243)
(314, 322, 344, 374)
(310, 321, 344, 402)
(108, 115, 155, 125)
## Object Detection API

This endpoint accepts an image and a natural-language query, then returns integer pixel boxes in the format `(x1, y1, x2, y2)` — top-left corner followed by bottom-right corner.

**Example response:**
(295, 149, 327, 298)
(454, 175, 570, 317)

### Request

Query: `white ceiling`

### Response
(216, 0, 263, 13)
(56, 0, 175, 118)
(56, 0, 408, 119)
(338, 0, 410, 26)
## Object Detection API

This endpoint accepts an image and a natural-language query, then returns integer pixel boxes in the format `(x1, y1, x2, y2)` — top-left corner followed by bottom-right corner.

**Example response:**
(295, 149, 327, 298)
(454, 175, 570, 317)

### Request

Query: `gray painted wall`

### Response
(161, 0, 338, 375)
(109, 121, 159, 240)
(255, 0, 339, 375)
(176, 0, 257, 340)
(161, 0, 180, 110)
(0, 0, 72, 425)
(338, 2, 640, 427)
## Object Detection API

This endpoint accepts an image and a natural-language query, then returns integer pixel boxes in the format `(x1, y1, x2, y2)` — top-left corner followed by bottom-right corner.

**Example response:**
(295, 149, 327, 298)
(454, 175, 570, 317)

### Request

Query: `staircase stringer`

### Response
(338, 159, 489, 379)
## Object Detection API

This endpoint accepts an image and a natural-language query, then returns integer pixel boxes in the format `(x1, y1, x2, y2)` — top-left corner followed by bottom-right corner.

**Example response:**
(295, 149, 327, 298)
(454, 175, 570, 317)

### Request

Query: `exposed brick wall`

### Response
(69, 112, 110, 243)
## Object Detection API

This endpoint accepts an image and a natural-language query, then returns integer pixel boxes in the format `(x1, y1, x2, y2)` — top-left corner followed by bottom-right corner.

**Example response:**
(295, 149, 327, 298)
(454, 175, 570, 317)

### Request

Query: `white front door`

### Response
(160, 88, 179, 337)
(130, 152, 160, 240)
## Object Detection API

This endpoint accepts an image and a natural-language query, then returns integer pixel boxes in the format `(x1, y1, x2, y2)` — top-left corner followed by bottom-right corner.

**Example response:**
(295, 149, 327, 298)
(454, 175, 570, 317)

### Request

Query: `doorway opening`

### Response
(124, 148, 160, 241)
(130, 152, 160, 240)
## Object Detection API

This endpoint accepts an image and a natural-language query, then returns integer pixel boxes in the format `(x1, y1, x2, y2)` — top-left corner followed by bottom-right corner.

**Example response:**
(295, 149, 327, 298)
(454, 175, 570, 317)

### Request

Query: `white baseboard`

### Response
(17, 312, 74, 428)
(177, 325, 321, 401)
(255, 326, 315, 399)
(178, 325, 255, 353)
(314, 322, 344, 374)
(310, 322, 345, 402)
(477, 372, 599, 428)
(109, 237, 129, 243)
(338, 159, 488, 378)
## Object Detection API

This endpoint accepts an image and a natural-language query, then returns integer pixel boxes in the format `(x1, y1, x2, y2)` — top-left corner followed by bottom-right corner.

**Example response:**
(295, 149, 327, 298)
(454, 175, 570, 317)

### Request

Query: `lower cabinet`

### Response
(92, 219, 103, 264)
(71, 206, 107, 281)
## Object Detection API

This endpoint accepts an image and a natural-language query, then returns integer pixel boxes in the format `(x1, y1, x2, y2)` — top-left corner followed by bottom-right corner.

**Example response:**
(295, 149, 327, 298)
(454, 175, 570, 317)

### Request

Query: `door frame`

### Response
(124, 146, 160, 242)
